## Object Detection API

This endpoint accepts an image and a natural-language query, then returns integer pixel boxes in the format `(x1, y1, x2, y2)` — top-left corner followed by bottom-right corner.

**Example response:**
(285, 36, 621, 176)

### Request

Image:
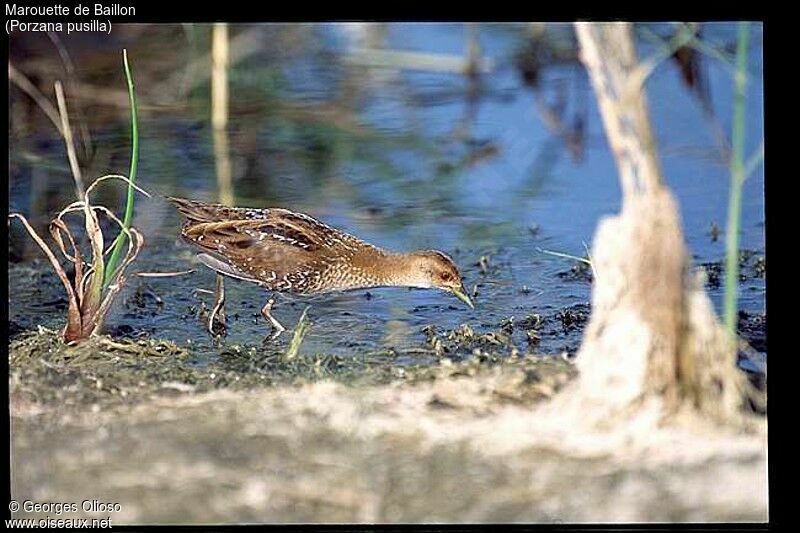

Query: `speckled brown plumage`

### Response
(168, 196, 473, 335)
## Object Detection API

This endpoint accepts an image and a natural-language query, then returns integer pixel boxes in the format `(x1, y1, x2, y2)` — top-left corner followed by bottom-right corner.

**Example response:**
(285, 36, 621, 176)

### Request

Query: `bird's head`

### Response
(406, 250, 474, 309)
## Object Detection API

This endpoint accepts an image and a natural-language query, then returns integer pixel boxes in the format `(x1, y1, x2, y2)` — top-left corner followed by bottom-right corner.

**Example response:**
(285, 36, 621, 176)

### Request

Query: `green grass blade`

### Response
(723, 22, 750, 337)
(536, 247, 592, 266)
(285, 307, 311, 360)
(104, 49, 139, 287)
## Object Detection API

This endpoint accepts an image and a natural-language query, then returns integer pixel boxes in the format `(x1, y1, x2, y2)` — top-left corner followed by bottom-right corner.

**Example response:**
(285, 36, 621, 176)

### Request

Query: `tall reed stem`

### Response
(212, 22, 233, 206)
(104, 49, 139, 287)
(723, 22, 750, 336)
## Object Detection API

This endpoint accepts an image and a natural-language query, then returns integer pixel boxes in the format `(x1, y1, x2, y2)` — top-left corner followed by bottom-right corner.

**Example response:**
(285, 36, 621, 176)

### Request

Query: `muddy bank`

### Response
(9, 329, 765, 524)
(8, 324, 572, 413)
(10, 373, 766, 524)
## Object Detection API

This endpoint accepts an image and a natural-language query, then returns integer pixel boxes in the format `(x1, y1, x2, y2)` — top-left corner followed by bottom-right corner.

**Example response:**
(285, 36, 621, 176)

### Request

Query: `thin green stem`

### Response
(104, 49, 139, 287)
(743, 141, 764, 181)
(723, 22, 749, 337)
(536, 247, 592, 266)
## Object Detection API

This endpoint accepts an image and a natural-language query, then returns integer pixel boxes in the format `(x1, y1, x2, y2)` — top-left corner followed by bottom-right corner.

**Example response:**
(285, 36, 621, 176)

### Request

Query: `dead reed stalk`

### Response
(54, 81, 85, 199)
(211, 22, 234, 205)
(572, 22, 752, 426)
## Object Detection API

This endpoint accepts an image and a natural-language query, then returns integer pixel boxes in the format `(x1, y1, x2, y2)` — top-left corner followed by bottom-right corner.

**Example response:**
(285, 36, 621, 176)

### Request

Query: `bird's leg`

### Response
(208, 273, 227, 335)
(261, 297, 286, 340)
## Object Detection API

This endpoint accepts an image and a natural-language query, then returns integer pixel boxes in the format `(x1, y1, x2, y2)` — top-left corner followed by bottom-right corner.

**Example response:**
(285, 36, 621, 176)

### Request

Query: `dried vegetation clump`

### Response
(9, 177, 148, 343)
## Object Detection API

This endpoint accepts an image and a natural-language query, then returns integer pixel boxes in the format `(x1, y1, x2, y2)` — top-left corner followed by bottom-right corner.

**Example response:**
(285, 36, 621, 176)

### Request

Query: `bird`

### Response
(167, 197, 474, 338)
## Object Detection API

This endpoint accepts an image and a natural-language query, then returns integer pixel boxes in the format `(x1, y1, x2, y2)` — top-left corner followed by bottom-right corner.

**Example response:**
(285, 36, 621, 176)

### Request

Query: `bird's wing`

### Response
(169, 198, 367, 291)
(180, 215, 328, 252)
(169, 197, 342, 249)
(181, 218, 332, 292)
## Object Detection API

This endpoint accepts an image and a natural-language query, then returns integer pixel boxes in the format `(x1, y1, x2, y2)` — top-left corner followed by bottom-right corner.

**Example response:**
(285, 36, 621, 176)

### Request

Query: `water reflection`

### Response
(8, 23, 765, 360)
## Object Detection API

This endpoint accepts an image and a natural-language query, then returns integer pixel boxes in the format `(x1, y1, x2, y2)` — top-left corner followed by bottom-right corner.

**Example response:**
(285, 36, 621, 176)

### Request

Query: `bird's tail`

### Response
(165, 196, 246, 223)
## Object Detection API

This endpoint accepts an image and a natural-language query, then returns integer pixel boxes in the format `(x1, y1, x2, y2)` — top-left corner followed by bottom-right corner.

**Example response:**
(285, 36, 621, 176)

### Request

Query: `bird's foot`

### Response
(207, 300, 227, 337)
(208, 274, 227, 337)
(261, 329, 283, 344)
(208, 308, 227, 337)
(261, 298, 286, 341)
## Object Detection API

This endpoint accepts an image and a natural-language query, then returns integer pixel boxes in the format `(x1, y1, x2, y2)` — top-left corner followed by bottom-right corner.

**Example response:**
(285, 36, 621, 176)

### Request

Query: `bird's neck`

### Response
(351, 248, 431, 289)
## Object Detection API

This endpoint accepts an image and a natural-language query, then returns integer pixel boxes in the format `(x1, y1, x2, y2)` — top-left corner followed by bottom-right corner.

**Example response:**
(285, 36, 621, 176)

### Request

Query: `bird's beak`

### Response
(451, 284, 474, 309)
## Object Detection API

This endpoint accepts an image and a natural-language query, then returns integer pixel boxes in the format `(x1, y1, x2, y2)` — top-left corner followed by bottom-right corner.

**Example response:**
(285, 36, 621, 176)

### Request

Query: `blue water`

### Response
(8, 22, 765, 360)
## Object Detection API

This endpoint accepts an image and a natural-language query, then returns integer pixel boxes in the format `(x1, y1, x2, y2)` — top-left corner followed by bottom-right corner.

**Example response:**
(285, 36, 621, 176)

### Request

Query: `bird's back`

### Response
(167, 197, 385, 293)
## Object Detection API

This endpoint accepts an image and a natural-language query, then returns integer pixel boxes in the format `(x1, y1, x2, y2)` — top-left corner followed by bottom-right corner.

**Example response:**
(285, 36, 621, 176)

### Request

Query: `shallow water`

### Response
(8, 23, 765, 364)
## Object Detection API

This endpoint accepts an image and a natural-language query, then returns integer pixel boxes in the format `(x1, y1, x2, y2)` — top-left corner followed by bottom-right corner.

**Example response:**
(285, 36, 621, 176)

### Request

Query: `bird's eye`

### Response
(440, 272, 451, 281)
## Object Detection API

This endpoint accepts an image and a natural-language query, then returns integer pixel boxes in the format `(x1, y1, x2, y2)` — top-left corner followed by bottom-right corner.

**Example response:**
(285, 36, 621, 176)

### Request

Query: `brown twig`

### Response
(8, 62, 64, 136)
(136, 269, 196, 277)
(9, 213, 83, 340)
(54, 81, 85, 199)
(47, 31, 93, 161)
